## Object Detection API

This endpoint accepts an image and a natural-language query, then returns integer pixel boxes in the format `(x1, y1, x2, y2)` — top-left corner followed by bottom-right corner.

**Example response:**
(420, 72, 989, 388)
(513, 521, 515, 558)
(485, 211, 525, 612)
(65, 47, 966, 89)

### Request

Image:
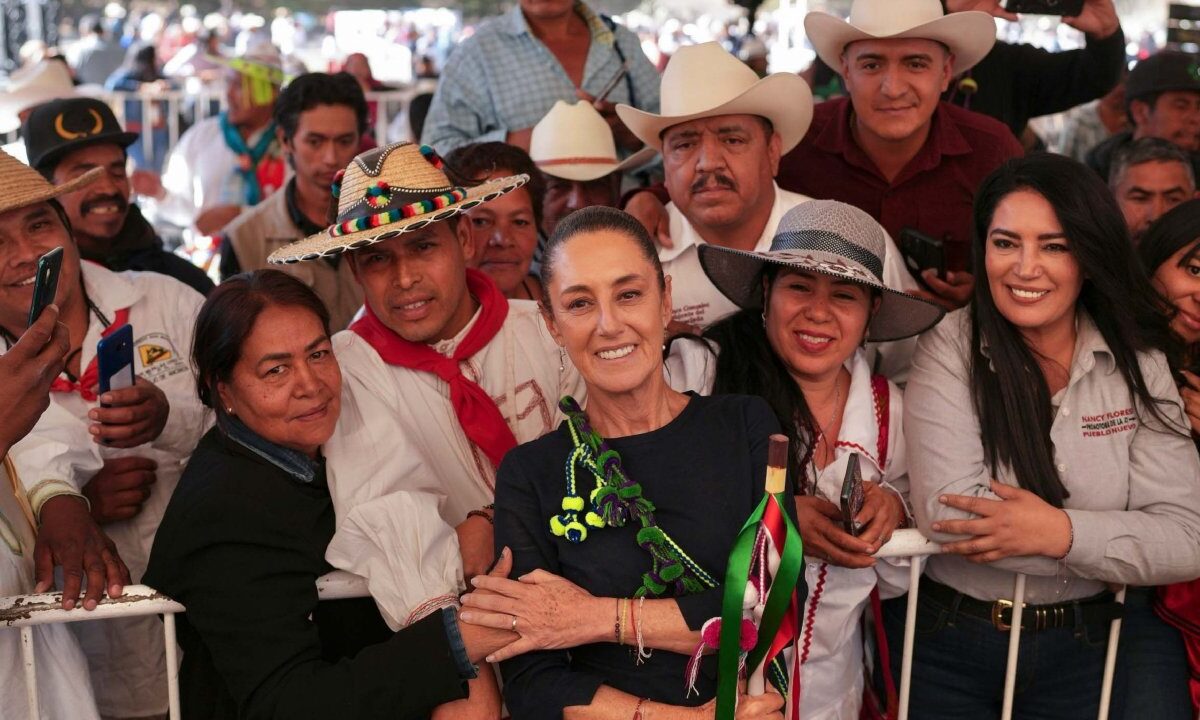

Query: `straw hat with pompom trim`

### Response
(269, 142, 527, 264)
(0, 149, 102, 215)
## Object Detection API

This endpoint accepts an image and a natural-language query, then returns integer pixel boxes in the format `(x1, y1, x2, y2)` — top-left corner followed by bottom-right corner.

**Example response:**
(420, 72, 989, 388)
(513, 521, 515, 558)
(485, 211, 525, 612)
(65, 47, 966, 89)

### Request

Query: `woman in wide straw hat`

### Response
(667, 199, 944, 719)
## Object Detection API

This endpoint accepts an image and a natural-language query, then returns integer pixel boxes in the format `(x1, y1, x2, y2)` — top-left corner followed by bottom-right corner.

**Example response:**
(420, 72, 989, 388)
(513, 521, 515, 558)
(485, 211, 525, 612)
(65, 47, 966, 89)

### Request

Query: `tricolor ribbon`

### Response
(716, 434, 804, 719)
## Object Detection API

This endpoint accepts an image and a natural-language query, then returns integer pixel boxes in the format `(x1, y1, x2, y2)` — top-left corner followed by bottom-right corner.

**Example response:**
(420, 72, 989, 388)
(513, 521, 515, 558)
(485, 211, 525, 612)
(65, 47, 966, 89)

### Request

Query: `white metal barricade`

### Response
(874, 529, 1126, 720)
(103, 88, 420, 168)
(0, 536, 1128, 720)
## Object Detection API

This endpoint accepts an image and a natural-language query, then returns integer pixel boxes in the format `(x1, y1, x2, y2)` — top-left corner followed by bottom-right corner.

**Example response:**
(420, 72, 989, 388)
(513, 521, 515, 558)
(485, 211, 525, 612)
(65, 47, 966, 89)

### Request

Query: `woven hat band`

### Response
(770, 229, 884, 281)
(333, 143, 454, 218)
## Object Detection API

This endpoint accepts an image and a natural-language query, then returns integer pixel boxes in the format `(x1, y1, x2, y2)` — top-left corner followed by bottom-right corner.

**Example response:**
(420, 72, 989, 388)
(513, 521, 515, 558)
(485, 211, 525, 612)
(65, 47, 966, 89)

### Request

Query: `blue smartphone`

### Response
(97, 324, 135, 396)
(26, 247, 63, 327)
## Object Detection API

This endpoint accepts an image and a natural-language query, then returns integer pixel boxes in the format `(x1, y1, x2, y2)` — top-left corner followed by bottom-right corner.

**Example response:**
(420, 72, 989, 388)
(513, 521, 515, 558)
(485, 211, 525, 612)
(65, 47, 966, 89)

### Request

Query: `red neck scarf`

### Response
(51, 307, 131, 402)
(351, 269, 517, 469)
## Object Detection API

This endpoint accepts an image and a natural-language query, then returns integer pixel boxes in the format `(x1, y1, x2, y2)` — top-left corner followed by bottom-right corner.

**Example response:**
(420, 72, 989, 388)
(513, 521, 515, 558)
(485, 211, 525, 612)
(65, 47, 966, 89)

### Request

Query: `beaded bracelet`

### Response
(614, 597, 622, 644)
(635, 595, 652, 664)
(466, 508, 494, 525)
(618, 597, 629, 646)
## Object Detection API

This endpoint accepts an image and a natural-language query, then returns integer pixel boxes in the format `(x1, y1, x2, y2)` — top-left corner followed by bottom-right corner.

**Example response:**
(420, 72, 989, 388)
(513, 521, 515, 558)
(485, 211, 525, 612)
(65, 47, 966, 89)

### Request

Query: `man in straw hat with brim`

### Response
(0, 152, 109, 720)
(135, 41, 288, 237)
(778, 0, 1022, 311)
(268, 142, 584, 706)
(0, 148, 212, 719)
(530, 99, 656, 238)
(616, 41, 917, 335)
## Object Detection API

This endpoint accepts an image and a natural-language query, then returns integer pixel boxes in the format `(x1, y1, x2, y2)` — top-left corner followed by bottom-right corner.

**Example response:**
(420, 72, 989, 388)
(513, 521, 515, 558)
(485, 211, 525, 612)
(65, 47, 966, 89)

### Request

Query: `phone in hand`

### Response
(26, 247, 64, 327)
(97, 324, 135, 397)
(841, 453, 865, 536)
(898, 228, 946, 281)
(1005, 0, 1085, 16)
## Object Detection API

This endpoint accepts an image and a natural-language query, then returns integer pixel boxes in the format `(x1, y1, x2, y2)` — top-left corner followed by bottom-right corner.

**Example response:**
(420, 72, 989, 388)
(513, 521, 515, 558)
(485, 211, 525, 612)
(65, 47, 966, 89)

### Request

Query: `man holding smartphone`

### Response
(0, 304, 110, 719)
(0, 149, 211, 720)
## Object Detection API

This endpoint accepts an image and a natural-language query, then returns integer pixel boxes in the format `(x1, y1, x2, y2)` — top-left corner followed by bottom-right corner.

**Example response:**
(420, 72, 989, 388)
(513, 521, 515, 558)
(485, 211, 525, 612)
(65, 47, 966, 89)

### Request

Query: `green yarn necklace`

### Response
(550, 396, 717, 598)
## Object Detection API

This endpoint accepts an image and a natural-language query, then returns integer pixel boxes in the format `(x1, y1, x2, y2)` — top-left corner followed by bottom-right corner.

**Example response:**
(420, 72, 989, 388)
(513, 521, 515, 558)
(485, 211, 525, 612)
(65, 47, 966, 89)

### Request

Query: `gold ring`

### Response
(511, 616, 518, 632)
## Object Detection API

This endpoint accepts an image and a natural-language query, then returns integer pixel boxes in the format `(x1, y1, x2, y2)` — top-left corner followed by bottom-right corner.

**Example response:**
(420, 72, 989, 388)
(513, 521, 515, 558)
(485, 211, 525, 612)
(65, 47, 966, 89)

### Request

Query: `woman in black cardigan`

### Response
(144, 270, 513, 719)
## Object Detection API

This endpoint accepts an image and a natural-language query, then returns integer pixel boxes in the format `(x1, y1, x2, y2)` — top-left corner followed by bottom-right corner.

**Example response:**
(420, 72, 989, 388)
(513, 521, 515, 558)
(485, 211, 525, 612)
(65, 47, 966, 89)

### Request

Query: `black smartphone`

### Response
(97, 324, 135, 396)
(840, 453, 865, 536)
(1005, 0, 1085, 16)
(26, 247, 64, 327)
(898, 228, 946, 285)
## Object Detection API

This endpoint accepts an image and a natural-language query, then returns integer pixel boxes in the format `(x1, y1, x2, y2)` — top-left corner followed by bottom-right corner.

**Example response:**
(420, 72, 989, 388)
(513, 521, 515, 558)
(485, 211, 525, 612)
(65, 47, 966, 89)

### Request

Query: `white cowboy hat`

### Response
(269, 142, 527, 264)
(530, 101, 657, 182)
(0, 61, 89, 134)
(699, 199, 944, 342)
(615, 41, 813, 154)
(806, 0, 996, 75)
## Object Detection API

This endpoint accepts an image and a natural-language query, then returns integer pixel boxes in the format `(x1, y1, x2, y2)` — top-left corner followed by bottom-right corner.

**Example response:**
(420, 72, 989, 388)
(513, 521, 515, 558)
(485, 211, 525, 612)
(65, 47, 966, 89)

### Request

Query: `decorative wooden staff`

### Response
(716, 434, 804, 719)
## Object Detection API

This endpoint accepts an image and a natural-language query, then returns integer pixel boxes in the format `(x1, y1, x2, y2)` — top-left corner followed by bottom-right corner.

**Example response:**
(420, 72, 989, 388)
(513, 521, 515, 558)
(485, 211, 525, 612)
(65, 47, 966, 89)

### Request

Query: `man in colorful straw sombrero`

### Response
(615, 41, 917, 335)
(268, 141, 584, 649)
(0, 148, 212, 719)
(136, 41, 287, 237)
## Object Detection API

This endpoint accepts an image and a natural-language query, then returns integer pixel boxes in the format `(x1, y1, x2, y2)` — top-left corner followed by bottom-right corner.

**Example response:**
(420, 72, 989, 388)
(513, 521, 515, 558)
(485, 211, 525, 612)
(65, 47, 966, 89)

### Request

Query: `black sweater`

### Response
(143, 428, 468, 720)
(494, 393, 801, 720)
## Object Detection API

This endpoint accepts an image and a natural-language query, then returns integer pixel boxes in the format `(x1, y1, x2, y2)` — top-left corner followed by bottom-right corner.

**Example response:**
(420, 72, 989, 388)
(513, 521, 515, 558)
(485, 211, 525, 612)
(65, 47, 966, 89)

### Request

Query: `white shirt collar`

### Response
(80, 261, 142, 319)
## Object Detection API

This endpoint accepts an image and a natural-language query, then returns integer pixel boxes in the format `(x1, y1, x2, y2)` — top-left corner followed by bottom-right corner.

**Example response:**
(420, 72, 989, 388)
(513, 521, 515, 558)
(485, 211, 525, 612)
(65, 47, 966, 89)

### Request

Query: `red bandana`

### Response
(50, 307, 131, 402)
(350, 269, 518, 469)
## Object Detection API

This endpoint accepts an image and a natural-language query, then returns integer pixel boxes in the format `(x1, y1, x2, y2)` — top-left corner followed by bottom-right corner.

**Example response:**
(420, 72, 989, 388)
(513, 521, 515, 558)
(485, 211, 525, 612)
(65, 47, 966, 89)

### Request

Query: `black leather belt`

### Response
(921, 577, 1124, 632)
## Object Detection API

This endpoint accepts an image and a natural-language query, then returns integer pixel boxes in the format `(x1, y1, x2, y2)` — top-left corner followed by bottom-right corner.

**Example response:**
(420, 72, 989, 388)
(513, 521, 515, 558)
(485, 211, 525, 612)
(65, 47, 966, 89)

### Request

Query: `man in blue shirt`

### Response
(421, 0, 660, 155)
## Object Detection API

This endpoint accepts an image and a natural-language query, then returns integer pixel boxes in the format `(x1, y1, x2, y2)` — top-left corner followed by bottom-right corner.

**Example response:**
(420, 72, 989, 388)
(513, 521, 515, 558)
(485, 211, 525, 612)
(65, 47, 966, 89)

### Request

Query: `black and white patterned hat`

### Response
(698, 200, 944, 342)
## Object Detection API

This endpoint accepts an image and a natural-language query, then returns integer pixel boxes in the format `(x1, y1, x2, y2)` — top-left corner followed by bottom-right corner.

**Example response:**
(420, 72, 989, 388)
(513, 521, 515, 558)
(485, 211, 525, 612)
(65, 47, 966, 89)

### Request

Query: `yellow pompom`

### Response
(585, 511, 605, 528)
(562, 496, 585, 512)
(550, 516, 567, 536)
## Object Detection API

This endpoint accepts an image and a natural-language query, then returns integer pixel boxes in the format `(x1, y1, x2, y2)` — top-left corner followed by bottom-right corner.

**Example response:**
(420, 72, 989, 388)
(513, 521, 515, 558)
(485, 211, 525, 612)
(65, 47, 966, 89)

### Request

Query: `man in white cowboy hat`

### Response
(267, 142, 584, 657)
(616, 41, 917, 332)
(220, 72, 369, 330)
(779, 0, 1022, 310)
(134, 41, 288, 237)
(0, 149, 212, 719)
(530, 100, 656, 237)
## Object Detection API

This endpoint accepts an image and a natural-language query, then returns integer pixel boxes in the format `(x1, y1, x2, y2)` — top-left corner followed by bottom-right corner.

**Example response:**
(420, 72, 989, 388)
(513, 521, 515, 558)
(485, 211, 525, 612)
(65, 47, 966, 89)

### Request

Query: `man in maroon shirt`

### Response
(626, 0, 1022, 310)
(793, 0, 1023, 308)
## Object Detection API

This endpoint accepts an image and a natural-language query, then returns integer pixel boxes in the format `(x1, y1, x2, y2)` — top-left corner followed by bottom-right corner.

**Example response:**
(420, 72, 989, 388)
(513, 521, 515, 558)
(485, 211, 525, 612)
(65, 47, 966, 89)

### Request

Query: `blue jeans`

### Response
(1113, 587, 1192, 720)
(882, 588, 1121, 720)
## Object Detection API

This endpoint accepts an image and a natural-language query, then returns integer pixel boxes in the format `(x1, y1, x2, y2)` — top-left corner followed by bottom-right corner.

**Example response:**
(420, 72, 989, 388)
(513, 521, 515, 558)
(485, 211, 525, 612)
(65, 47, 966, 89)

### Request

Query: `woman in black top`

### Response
(458, 207, 796, 720)
(143, 270, 514, 719)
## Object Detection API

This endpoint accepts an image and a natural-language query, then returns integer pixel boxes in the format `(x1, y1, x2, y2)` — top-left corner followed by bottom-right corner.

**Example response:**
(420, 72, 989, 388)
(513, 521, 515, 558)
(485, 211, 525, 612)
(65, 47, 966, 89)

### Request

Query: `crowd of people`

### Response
(3, 0, 1200, 718)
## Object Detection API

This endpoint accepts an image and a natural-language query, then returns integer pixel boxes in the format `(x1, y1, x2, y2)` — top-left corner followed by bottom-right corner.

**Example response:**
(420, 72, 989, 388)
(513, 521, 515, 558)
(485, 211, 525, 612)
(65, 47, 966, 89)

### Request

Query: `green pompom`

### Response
(561, 496, 585, 512)
(617, 483, 643, 499)
(642, 572, 667, 595)
(584, 511, 605, 528)
(660, 563, 684, 582)
(636, 526, 666, 545)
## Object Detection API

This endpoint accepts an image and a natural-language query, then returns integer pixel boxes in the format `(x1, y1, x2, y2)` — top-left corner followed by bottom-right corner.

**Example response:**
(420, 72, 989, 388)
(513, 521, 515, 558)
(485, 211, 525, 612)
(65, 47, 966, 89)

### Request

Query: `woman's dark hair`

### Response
(445, 142, 545, 229)
(539, 205, 664, 295)
(119, 43, 159, 83)
(1138, 198, 1200, 284)
(969, 153, 1179, 507)
(1137, 198, 1200, 366)
(274, 72, 369, 142)
(192, 270, 331, 414)
(703, 265, 811, 483)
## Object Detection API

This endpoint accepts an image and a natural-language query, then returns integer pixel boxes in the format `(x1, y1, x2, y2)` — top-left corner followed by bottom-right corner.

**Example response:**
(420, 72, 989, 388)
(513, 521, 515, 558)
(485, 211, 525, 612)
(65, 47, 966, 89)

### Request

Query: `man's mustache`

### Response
(80, 194, 129, 216)
(690, 172, 737, 194)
